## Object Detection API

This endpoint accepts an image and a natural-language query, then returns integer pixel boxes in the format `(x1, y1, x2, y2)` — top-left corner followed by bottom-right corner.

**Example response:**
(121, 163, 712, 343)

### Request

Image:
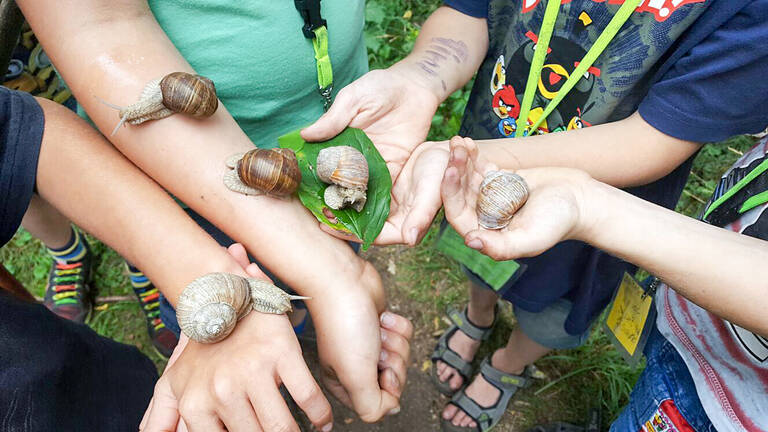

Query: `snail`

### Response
(476, 171, 529, 230)
(316, 146, 369, 212)
(98, 72, 218, 136)
(223, 148, 302, 197)
(176, 272, 309, 344)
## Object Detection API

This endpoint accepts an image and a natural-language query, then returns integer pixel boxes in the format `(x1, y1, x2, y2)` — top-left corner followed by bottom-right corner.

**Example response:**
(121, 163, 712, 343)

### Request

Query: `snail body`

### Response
(101, 72, 218, 136)
(476, 171, 529, 230)
(316, 146, 369, 212)
(224, 148, 301, 197)
(177, 273, 310, 344)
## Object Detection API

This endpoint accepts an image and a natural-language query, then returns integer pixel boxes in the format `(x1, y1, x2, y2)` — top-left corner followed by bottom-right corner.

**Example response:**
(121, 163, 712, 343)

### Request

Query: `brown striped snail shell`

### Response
(476, 171, 529, 230)
(177, 273, 310, 344)
(223, 148, 301, 197)
(316, 146, 369, 211)
(100, 72, 218, 136)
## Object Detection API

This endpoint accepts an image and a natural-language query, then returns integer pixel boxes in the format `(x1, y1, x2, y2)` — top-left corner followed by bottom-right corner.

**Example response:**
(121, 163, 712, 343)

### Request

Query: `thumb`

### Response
(301, 88, 359, 142)
(465, 228, 543, 262)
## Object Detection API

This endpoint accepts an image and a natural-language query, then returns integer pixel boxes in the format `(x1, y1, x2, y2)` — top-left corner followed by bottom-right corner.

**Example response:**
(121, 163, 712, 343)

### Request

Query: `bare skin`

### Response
(21, 195, 74, 250)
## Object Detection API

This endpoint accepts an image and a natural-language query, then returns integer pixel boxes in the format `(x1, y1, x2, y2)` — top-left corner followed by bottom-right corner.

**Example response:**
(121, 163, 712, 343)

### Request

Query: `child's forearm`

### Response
(577, 179, 768, 336)
(34, 98, 242, 305)
(478, 112, 702, 188)
(390, 6, 488, 103)
(19, 0, 374, 302)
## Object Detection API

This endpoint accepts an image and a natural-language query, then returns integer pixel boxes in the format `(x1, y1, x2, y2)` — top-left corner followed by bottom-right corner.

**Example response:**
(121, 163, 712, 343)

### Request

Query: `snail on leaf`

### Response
(316, 146, 369, 212)
(97, 72, 218, 136)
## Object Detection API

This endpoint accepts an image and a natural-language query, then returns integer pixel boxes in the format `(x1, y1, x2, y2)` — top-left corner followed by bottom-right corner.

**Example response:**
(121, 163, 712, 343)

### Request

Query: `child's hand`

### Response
(310, 265, 414, 422)
(140, 245, 333, 432)
(441, 136, 594, 261)
(301, 67, 439, 183)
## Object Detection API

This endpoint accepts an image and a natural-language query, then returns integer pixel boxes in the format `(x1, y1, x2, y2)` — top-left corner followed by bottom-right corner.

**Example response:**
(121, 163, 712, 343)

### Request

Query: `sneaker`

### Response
(42, 245, 94, 323)
(127, 266, 179, 358)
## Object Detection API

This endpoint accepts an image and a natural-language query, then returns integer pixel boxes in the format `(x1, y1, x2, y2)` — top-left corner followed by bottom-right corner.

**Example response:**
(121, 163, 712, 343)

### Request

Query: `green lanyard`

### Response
(515, 0, 642, 137)
(294, 0, 334, 111)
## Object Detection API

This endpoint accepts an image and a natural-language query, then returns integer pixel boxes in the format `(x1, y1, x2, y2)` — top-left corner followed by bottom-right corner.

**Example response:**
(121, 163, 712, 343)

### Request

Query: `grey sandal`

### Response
(431, 305, 498, 396)
(441, 357, 533, 432)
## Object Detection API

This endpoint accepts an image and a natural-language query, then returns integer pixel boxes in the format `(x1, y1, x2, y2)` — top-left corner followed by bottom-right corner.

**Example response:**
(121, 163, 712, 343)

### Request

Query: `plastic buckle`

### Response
(294, 0, 327, 39)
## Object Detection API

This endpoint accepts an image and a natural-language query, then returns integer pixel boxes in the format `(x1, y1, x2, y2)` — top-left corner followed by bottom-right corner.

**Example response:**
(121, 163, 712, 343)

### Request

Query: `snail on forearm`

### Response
(177, 272, 309, 344)
(476, 171, 529, 230)
(98, 72, 219, 136)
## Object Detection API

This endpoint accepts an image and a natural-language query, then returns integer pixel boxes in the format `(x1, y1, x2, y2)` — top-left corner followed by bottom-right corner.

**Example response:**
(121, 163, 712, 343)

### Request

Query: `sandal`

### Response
(441, 357, 533, 432)
(431, 305, 498, 396)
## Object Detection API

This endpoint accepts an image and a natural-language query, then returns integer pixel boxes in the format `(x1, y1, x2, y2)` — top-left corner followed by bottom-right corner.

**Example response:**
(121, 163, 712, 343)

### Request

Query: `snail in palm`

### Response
(316, 146, 369, 212)
(223, 148, 302, 197)
(98, 72, 218, 136)
(476, 171, 529, 230)
(176, 272, 309, 344)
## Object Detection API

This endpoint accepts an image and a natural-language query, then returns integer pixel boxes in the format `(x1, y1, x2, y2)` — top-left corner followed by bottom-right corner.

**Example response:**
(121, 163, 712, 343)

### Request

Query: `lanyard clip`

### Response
(294, 0, 327, 39)
(319, 85, 333, 111)
(642, 277, 660, 300)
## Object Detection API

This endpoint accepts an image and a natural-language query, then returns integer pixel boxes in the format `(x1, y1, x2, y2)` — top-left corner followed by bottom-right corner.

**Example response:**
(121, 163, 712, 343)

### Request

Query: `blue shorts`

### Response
(610, 326, 715, 431)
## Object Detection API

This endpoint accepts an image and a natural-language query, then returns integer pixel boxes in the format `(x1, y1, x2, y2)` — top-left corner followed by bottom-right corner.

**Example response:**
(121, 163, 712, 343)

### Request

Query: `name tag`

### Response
(603, 272, 655, 365)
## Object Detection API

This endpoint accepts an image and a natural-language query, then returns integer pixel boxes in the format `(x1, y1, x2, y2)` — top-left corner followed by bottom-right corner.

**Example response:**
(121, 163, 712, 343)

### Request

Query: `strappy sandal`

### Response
(431, 305, 499, 396)
(441, 357, 533, 432)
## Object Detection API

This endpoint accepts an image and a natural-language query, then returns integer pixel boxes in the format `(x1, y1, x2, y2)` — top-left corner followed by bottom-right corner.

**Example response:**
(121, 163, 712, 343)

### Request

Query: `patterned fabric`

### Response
(656, 137, 768, 432)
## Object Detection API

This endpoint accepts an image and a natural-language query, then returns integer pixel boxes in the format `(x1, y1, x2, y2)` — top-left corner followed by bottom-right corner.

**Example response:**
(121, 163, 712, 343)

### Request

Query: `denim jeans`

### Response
(610, 326, 715, 431)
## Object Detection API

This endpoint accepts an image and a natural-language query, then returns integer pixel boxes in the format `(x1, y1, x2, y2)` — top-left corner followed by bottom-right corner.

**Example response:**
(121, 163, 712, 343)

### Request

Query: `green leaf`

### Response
(278, 128, 391, 250)
(365, 0, 386, 25)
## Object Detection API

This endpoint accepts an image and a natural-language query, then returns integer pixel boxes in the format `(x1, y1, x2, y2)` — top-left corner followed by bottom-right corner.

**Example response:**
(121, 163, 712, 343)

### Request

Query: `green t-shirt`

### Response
(147, 0, 368, 147)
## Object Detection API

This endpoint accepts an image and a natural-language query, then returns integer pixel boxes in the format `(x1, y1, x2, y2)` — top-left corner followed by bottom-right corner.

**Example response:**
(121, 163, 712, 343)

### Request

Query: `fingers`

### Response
(177, 397, 226, 432)
(247, 380, 301, 432)
(301, 87, 358, 142)
(378, 368, 402, 402)
(380, 312, 413, 340)
(464, 228, 534, 261)
(141, 377, 180, 432)
(215, 395, 263, 432)
(279, 356, 334, 432)
(441, 165, 476, 236)
(226, 243, 250, 269)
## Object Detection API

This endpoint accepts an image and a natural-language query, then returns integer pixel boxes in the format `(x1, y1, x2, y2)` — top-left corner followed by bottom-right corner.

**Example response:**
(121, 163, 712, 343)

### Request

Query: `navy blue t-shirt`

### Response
(446, 0, 768, 141)
(441, 0, 768, 335)
(0, 87, 44, 247)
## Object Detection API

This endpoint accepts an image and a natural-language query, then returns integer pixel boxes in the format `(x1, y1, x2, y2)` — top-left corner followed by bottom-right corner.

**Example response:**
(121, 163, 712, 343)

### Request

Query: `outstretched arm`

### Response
(18, 0, 408, 422)
(34, 97, 334, 432)
(442, 137, 768, 336)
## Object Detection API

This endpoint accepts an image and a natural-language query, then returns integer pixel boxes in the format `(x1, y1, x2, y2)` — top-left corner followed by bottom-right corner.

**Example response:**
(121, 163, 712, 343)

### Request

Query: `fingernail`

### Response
(466, 238, 483, 250)
(409, 228, 419, 245)
(322, 423, 333, 432)
(379, 350, 388, 362)
(389, 406, 401, 415)
(380, 331, 387, 342)
(380, 312, 395, 327)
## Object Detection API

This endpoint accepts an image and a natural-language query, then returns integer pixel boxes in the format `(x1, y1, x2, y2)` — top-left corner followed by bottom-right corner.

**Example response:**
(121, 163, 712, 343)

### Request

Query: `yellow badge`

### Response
(603, 272, 655, 364)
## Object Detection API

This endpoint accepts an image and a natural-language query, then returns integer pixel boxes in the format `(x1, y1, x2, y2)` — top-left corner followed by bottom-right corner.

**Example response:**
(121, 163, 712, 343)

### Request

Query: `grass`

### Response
(0, 0, 759, 429)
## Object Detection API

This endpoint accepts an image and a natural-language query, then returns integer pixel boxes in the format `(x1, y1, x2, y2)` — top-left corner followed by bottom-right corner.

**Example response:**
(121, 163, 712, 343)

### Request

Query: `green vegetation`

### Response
(0, 0, 758, 429)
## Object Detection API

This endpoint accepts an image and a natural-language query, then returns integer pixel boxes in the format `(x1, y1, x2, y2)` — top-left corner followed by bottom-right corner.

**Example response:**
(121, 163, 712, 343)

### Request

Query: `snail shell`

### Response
(177, 273, 311, 344)
(476, 171, 529, 230)
(176, 272, 253, 344)
(224, 148, 302, 197)
(316, 146, 369, 191)
(101, 72, 218, 136)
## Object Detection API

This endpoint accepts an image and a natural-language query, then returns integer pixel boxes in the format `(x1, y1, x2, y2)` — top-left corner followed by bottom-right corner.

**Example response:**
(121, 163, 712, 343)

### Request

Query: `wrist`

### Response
(571, 178, 612, 244)
(388, 59, 445, 107)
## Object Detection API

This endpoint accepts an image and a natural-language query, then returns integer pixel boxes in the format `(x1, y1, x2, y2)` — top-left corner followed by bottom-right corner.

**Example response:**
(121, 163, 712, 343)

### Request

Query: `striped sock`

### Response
(47, 228, 87, 263)
(126, 263, 165, 331)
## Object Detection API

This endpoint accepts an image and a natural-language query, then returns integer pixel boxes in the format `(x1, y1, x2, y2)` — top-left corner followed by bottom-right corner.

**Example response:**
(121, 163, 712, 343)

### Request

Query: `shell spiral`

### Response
(176, 273, 253, 343)
(159, 72, 218, 118)
(476, 171, 529, 230)
(316, 146, 369, 190)
(237, 148, 301, 196)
